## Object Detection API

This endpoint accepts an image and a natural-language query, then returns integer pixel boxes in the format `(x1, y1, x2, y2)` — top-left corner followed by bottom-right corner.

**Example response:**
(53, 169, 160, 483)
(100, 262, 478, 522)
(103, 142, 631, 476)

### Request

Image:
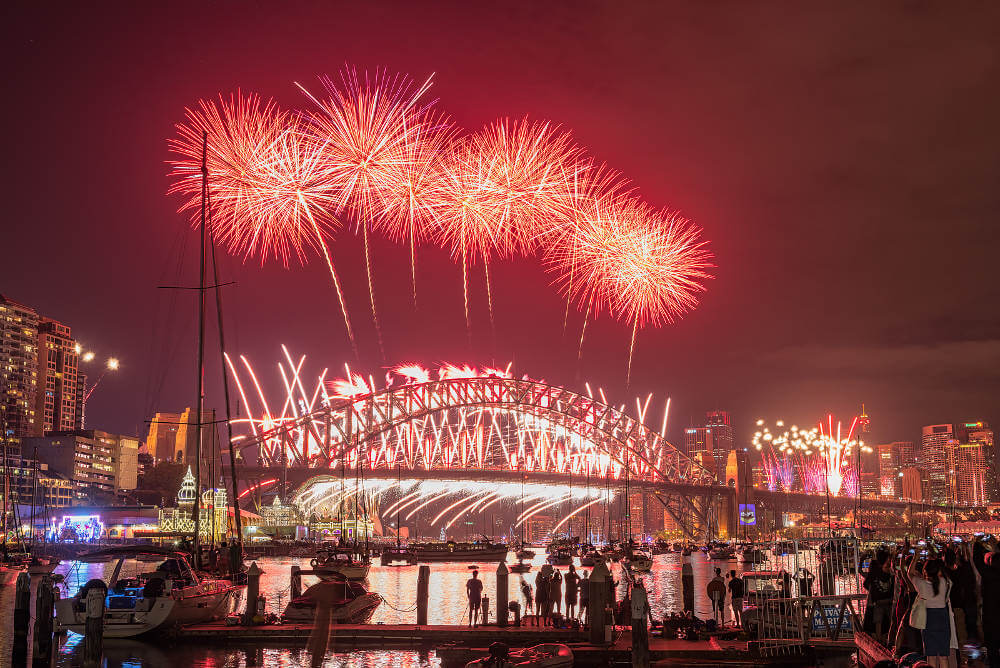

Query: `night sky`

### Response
(3, 2, 998, 448)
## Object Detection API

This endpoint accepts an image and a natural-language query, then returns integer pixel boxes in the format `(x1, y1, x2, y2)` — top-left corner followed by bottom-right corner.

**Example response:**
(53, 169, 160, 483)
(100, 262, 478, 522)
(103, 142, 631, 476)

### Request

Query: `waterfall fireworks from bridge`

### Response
(224, 346, 692, 535)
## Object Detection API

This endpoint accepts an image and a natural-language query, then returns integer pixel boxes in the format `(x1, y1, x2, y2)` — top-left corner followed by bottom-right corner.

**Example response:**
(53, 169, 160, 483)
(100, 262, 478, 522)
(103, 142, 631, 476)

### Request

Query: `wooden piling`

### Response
(13, 572, 30, 667)
(83, 585, 105, 667)
(682, 562, 694, 613)
(290, 565, 302, 600)
(631, 579, 650, 668)
(496, 561, 508, 627)
(33, 575, 55, 668)
(588, 560, 609, 644)
(416, 565, 430, 625)
(245, 561, 261, 625)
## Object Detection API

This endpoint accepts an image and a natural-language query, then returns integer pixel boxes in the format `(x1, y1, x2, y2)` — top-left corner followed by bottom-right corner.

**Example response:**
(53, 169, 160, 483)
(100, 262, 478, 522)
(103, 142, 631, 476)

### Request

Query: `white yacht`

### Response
(55, 546, 243, 637)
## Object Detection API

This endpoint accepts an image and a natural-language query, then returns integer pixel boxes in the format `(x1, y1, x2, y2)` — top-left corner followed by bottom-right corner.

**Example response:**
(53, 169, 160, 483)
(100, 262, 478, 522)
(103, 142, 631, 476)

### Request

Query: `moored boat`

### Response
(465, 643, 573, 668)
(311, 551, 371, 581)
(282, 579, 382, 624)
(379, 545, 417, 566)
(55, 546, 243, 638)
(546, 548, 573, 566)
(509, 560, 531, 573)
(410, 540, 507, 563)
(624, 551, 653, 572)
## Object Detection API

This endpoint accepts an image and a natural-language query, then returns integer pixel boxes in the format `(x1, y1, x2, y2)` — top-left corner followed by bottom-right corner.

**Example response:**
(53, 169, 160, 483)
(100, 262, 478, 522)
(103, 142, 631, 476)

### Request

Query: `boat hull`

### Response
(55, 597, 177, 638)
(283, 592, 382, 624)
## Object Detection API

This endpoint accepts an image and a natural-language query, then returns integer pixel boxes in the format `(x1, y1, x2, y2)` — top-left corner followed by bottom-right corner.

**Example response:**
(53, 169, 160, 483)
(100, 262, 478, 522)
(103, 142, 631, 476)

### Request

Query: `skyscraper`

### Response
(962, 422, 996, 503)
(34, 317, 80, 435)
(0, 294, 39, 445)
(921, 424, 954, 503)
(876, 441, 914, 497)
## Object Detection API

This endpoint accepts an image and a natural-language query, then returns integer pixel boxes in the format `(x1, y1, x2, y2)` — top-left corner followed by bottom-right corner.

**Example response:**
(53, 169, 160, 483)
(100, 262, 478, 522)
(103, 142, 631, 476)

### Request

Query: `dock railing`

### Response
(739, 536, 867, 657)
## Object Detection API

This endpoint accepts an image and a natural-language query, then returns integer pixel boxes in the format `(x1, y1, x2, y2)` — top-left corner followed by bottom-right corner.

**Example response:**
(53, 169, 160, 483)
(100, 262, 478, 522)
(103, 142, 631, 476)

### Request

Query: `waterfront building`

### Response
(24, 428, 139, 499)
(526, 513, 554, 543)
(0, 294, 39, 445)
(145, 410, 182, 461)
(962, 422, 996, 502)
(0, 456, 74, 509)
(34, 317, 80, 435)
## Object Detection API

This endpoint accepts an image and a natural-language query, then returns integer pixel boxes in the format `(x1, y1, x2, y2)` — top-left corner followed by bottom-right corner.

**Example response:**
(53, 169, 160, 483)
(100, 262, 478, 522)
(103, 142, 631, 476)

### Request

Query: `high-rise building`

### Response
(876, 441, 913, 497)
(901, 466, 929, 503)
(146, 408, 216, 464)
(921, 424, 955, 503)
(685, 411, 735, 483)
(962, 422, 996, 503)
(683, 427, 711, 458)
(0, 294, 39, 445)
(34, 317, 80, 435)
(146, 411, 183, 461)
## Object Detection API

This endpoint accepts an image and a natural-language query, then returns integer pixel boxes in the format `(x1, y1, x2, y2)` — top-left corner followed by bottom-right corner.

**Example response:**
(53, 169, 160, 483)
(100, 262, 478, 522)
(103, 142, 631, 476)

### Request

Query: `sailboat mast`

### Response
(192, 130, 208, 566)
(29, 447, 37, 551)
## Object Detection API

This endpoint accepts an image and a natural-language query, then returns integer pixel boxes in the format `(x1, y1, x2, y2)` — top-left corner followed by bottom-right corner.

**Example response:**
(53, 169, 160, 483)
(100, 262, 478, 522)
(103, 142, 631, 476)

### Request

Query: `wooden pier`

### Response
(176, 622, 586, 647)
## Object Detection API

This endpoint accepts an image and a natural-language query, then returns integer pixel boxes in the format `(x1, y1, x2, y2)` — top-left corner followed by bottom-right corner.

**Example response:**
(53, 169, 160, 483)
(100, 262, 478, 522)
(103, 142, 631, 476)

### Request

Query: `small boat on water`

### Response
(708, 544, 737, 560)
(379, 545, 417, 566)
(465, 643, 573, 668)
(55, 546, 243, 638)
(579, 550, 602, 567)
(410, 540, 508, 563)
(282, 579, 382, 624)
(311, 550, 371, 581)
(515, 547, 535, 560)
(546, 548, 573, 566)
(509, 560, 531, 573)
(624, 551, 653, 572)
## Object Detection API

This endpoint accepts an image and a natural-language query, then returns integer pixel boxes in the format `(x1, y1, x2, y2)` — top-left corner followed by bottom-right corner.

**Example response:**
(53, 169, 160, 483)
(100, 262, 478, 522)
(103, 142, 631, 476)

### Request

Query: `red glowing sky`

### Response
(3, 2, 998, 445)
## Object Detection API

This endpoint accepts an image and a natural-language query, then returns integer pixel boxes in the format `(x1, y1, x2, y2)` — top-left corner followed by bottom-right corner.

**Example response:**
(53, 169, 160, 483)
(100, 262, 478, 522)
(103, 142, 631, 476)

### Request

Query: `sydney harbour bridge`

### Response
(225, 368, 910, 540)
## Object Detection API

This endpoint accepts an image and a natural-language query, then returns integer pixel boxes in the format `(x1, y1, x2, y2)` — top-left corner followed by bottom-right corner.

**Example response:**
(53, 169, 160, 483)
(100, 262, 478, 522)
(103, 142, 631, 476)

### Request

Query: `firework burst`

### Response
(168, 93, 357, 351)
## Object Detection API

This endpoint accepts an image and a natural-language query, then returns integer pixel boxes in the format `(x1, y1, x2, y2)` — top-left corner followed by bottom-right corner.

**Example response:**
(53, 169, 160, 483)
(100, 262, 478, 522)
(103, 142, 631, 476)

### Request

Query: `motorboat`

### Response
(379, 545, 417, 566)
(624, 551, 653, 572)
(55, 546, 243, 638)
(465, 643, 573, 668)
(579, 550, 602, 567)
(509, 560, 531, 573)
(282, 579, 382, 624)
(546, 548, 573, 566)
(515, 547, 535, 560)
(708, 544, 737, 560)
(410, 540, 508, 563)
(27, 556, 60, 575)
(311, 550, 371, 581)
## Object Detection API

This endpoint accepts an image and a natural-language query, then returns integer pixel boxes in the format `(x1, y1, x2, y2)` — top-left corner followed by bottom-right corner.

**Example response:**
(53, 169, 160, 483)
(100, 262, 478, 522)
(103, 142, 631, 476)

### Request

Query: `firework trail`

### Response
(168, 93, 358, 354)
(298, 68, 437, 358)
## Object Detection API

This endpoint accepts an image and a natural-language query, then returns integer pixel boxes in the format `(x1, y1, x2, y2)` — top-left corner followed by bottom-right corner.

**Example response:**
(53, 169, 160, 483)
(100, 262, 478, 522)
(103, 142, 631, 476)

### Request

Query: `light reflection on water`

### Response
(0, 550, 845, 666)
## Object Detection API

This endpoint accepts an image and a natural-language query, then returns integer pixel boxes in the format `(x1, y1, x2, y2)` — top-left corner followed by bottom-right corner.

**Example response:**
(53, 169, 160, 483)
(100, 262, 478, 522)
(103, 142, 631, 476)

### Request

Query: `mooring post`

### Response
(83, 585, 105, 667)
(589, 560, 609, 644)
(682, 562, 694, 613)
(13, 572, 31, 666)
(631, 578, 650, 668)
(496, 561, 508, 627)
(33, 575, 55, 667)
(244, 561, 261, 625)
(416, 564, 430, 625)
(290, 564, 302, 600)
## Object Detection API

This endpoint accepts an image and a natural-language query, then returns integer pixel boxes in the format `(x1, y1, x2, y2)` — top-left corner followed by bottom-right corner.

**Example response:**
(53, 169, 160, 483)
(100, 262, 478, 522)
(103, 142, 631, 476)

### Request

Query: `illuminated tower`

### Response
(0, 294, 39, 445)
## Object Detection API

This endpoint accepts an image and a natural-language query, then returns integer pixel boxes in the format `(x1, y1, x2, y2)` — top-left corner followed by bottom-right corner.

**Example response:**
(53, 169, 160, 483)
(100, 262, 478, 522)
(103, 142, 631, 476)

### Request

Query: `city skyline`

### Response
(2, 3, 998, 449)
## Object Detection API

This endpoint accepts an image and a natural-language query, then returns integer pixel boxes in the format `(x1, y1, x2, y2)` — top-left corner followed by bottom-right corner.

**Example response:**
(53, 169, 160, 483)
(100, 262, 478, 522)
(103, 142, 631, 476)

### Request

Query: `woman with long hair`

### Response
(907, 555, 958, 668)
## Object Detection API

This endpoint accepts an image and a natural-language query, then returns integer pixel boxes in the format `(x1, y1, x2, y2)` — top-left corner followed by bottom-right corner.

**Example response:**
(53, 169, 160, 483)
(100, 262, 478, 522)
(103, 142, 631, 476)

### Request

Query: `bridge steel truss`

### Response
(232, 375, 728, 537)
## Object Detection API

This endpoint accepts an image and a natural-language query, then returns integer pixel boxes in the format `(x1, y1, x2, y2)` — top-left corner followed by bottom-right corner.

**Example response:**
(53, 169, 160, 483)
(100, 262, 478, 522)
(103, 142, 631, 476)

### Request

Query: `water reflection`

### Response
(0, 549, 846, 665)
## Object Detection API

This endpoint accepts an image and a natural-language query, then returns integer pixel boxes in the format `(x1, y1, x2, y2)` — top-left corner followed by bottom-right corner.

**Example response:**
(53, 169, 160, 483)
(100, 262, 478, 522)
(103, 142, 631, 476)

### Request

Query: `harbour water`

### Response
(0, 549, 842, 666)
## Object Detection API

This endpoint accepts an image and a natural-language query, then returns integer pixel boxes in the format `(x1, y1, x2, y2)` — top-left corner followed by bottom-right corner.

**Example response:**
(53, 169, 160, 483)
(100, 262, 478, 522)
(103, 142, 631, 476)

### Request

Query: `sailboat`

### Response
(0, 445, 27, 585)
(510, 465, 531, 573)
(26, 451, 59, 575)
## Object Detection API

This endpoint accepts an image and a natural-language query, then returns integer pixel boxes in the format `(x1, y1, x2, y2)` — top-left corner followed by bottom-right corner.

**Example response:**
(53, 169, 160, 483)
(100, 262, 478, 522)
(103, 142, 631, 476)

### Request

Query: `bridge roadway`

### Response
(229, 466, 911, 513)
